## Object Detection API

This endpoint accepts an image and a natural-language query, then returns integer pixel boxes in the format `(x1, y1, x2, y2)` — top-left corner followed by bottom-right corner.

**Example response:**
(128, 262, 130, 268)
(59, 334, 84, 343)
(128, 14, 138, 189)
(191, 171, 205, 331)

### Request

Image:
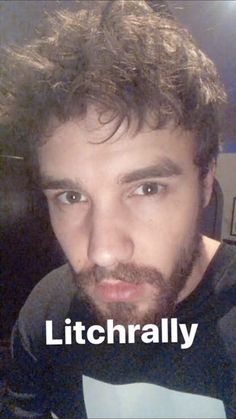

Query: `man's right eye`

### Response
(56, 191, 87, 205)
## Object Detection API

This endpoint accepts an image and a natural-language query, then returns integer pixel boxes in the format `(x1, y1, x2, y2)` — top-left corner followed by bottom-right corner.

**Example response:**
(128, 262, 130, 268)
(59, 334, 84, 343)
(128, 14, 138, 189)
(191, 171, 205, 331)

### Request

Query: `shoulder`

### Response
(212, 243, 236, 295)
(212, 243, 236, 365)
(14, 264, 77, 355)
(20, 263, 76, 318)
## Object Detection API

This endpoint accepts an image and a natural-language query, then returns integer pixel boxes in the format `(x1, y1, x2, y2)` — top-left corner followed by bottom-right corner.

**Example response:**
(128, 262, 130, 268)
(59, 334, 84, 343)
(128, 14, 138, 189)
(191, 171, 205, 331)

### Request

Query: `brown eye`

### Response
(134, 183, 164, 196)
(57, 191, 87, 204)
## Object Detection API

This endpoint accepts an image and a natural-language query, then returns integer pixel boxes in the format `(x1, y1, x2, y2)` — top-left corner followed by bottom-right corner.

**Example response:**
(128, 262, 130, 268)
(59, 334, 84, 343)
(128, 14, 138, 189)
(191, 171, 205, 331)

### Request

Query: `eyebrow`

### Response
(40, 158, 182, 191)
(119, 158, 183, 184)
(40, 176, 83, 191)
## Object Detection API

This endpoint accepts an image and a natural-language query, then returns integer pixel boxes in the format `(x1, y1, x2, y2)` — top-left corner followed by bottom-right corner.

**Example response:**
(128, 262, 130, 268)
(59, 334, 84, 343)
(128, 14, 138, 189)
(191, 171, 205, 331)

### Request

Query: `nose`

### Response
(87, 204, 134, 268)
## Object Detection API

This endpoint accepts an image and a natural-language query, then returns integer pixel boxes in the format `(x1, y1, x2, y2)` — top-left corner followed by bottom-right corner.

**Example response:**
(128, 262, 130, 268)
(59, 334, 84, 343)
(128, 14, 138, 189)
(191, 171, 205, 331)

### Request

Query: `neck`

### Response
(177, 235, 221, 303)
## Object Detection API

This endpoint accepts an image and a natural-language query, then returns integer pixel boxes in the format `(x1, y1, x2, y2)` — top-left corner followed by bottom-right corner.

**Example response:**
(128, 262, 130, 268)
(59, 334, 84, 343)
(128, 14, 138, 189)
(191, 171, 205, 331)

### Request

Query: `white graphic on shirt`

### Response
(83, 375, 226, 419)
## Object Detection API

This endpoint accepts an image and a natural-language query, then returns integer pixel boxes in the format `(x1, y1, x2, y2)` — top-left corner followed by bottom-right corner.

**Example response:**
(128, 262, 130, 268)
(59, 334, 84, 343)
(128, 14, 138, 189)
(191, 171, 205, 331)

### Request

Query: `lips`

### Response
(94, 278, 146, 303)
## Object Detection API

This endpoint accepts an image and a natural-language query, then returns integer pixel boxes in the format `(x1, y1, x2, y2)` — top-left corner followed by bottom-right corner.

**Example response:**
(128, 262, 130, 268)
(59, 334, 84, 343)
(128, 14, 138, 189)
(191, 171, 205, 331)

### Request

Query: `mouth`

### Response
(94, 278, 147, 303)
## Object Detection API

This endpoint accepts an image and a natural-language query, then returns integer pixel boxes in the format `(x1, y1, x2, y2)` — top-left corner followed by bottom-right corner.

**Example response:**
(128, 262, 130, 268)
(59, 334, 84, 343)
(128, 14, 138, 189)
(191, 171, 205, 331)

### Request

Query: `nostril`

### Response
(87, 228, 134, 268)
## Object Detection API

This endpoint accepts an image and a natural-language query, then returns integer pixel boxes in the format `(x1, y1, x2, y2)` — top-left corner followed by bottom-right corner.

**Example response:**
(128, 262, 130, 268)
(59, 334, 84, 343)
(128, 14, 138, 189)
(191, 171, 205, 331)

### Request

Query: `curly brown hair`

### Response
(0, 0, 226, 177)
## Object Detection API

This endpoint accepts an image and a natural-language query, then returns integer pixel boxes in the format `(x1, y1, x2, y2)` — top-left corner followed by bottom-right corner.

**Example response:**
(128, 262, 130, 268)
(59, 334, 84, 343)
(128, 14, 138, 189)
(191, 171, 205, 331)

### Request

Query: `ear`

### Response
(202, 159, 216, 208)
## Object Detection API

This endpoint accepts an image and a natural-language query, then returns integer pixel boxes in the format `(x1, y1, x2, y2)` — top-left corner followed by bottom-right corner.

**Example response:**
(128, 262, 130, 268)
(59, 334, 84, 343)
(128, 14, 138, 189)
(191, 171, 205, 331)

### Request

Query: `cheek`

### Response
(134, 191, 200, 235)
(133, 191, 200, 271)
(48, 205, 89, 268)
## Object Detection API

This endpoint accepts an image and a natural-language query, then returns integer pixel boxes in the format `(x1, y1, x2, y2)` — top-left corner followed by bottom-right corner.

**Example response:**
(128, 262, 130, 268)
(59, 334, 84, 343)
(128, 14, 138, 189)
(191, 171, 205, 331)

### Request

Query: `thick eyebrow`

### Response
(40, 176, 83, 191)
(119, 158, 183, 184)
(40, 158, 182, 190)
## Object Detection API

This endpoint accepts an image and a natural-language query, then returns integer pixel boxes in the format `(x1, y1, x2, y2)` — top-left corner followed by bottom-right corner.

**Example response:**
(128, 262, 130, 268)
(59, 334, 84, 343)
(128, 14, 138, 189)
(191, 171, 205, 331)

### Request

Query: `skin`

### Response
(38, 108, 220, 324)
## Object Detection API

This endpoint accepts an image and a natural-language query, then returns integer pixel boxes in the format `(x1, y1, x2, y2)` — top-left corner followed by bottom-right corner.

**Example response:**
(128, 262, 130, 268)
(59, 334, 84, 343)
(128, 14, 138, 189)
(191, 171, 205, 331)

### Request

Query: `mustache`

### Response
(72, 262, 167, 288)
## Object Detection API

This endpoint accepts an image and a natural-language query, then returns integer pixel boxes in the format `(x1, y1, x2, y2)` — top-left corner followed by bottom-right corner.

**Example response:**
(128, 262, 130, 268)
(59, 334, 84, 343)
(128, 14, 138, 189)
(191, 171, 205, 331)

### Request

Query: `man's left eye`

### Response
(134, 183, 164, 196)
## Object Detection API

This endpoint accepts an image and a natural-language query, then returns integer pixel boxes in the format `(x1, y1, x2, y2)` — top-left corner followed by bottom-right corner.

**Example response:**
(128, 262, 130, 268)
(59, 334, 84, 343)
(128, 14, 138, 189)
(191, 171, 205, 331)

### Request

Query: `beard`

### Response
(70, 227, 202, 328)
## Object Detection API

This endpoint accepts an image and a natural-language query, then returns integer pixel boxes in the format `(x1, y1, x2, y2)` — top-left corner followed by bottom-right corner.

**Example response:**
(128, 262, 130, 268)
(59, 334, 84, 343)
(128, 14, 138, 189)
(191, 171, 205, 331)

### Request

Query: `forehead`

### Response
(38, 110, 196, 179)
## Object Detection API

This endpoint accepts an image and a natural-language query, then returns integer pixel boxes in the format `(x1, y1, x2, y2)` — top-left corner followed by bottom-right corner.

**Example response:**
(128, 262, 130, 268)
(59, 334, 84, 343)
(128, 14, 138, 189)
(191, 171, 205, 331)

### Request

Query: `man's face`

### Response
(39, 110, 212, 326)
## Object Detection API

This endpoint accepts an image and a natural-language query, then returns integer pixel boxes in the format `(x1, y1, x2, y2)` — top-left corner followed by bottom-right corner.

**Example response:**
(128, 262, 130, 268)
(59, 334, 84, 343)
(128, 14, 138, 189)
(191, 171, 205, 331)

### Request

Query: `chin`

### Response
(88, 296, 177, 328)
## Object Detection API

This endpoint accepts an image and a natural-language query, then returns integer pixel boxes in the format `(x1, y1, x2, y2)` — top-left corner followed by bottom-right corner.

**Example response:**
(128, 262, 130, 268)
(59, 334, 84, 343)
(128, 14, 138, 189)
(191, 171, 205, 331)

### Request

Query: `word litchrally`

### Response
(46, 318, 198, 349)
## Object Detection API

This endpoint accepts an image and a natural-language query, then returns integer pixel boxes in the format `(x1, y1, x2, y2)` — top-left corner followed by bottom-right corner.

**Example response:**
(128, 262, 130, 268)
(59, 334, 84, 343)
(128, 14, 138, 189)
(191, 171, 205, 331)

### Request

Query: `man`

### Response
(1, 1, 236, 418)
